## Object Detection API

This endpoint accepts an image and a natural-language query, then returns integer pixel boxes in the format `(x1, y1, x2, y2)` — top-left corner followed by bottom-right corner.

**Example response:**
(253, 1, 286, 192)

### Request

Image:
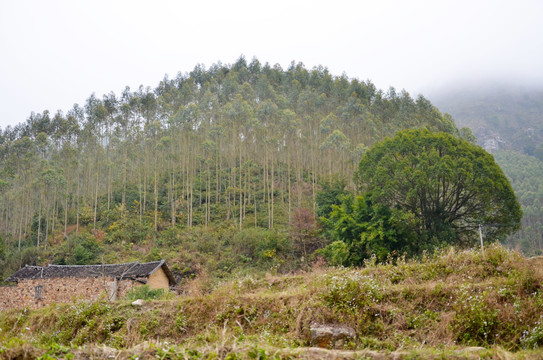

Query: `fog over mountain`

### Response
(429, 82, 543, 154)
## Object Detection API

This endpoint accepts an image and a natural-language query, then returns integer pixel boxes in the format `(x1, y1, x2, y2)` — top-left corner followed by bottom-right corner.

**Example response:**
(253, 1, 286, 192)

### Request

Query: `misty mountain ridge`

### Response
(430, 82, 543, 255)
(429, 82, 543, 156)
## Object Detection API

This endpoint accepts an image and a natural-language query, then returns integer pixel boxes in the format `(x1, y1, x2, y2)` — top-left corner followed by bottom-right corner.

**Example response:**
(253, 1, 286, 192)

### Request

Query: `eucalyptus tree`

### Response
(224, 94, 254, 227)
(256, 99, 279, 228)
(278, 109, 299, 217)
(2, 136, 35, 249)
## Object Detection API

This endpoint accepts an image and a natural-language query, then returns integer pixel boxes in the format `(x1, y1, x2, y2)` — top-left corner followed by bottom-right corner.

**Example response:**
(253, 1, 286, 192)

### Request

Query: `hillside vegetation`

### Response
(1, 245, 543, 359)
(495, 151, 543, 255)
(0, 57, 459, 281)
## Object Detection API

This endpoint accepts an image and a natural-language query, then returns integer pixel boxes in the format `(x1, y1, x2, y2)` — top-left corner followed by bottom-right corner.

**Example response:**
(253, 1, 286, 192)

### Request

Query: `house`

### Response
(0, 260, 176, 310)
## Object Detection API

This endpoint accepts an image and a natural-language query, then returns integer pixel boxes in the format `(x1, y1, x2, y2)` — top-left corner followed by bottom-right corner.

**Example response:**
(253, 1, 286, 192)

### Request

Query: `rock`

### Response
(310, 323, 356, 349)
(461, 347, 487, 353)
(76, 345, 118, 359)
(132, 299, 144, 307)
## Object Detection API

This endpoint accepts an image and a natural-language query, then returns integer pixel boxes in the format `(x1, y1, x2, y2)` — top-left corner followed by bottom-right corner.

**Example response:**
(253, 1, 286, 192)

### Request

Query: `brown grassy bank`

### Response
(1, 244, 543, 359)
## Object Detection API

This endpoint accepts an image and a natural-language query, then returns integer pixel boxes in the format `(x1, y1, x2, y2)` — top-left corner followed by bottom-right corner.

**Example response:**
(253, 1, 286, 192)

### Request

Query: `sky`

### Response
(1, 0, 542, 129)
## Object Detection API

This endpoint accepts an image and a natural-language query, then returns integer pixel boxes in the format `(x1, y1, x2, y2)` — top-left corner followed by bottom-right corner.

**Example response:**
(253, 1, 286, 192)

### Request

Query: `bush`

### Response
(230, 227, 291, 269)
(125, 285, 165, 300)
(54, 233, 102, 265)
(55, 300, 124, 346)
(451, 285, 500, 345)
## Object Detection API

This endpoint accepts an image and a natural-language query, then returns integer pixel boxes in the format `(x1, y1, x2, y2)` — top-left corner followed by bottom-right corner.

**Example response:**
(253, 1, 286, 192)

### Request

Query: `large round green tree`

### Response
(356, 129, 522, 247)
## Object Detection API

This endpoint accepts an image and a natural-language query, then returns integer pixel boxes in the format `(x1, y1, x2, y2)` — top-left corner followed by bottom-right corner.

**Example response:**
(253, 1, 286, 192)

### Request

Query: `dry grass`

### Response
(1, 244, 543, 359)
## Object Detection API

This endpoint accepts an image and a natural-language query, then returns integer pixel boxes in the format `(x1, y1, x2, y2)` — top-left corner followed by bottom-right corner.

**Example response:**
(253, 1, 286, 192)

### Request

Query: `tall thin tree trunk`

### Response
(18, 196, 24, 251)
(37, 200, 42, 249)
(64, 197, 68, 237)
(239, 143, 243, 230)
(76, 178, 80, 234)
(93, 171, 99, 232)
(154, 168, 158, 232)
(271, 153, 274, 228)
(287, 153, 291, 223)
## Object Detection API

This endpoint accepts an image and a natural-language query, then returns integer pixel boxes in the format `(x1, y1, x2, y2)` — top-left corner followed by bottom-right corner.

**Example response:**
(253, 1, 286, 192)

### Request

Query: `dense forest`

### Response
(0, 57, 502, 280)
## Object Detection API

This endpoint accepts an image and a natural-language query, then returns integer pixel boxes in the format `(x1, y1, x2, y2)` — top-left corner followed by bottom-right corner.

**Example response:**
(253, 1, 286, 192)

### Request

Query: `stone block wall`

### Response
(0, 276, 140, 310)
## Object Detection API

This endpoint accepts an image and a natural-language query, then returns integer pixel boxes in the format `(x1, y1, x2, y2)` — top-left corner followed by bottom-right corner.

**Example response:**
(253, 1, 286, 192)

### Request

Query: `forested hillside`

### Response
(0, 57, 459, 280)
(495, 151, 543, 255)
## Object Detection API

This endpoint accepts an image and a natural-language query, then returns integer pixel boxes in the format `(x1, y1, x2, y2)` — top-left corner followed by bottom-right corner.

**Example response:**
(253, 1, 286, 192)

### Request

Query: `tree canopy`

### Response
(356, 129, 522, 245)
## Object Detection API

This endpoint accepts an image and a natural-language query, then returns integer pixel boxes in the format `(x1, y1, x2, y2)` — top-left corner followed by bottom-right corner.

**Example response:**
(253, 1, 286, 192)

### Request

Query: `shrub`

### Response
(54, 233, 102, 265)
(55, 300, 124, 346)
(521, 323, 543, 350)
(451, 285, 499, 345)
(126, 285, 165, 300)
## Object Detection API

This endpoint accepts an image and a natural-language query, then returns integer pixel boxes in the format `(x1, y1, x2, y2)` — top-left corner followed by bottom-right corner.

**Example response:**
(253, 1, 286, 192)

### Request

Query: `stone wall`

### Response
(0, 276, 140, 310)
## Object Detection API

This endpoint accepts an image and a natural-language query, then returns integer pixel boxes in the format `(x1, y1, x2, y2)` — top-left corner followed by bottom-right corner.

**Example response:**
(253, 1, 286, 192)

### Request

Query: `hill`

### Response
(1, 245, 542, 359)
(0, 57, 458, 281)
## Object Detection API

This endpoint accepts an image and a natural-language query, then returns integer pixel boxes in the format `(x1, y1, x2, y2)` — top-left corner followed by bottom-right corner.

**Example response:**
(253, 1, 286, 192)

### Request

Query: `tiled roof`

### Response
(5, 260, 176, 286)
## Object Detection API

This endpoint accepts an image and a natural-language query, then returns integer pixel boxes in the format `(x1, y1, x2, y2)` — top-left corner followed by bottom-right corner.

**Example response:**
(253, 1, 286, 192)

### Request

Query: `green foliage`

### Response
(38, 343, 74, 360)
(105, 213, 153, 244)
(54, 300, 123, 346)
(125, 285, 165, 300)
(230, 227, 291, 270)
(319, 270, 383, 314)
(458, 126, 477, 144)
(315, 178, 349, 219)
(315, 240, 349, 266)
(521, 324, 543, 350)
(451, 285, 500, 345)
(0, 237, 5, 261)
(356, 129, 522, 246)
(54, 233, 102, 265)
(319, 194, 419, 265)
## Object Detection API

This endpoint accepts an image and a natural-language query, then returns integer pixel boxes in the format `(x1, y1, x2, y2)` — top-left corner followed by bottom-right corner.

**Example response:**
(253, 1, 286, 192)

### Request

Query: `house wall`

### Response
(0, 276, 139, 310)
(147, 267, 170, 290)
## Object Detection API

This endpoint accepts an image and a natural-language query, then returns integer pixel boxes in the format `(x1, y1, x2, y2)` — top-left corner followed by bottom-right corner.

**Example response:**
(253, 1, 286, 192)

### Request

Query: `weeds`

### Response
(1, 244, 542, 357)
(126, 285, 166, 300)
(319, 270, 383, 314)
(451, 285, 500, 345)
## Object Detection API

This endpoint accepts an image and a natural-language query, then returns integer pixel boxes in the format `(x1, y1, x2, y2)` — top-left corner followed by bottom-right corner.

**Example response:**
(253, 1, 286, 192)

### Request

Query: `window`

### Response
(35, 285, 43, 299)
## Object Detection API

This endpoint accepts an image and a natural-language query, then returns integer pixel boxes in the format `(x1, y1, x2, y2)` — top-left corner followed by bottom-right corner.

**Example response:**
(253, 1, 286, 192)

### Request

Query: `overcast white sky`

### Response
(1, 0, 542, 129)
